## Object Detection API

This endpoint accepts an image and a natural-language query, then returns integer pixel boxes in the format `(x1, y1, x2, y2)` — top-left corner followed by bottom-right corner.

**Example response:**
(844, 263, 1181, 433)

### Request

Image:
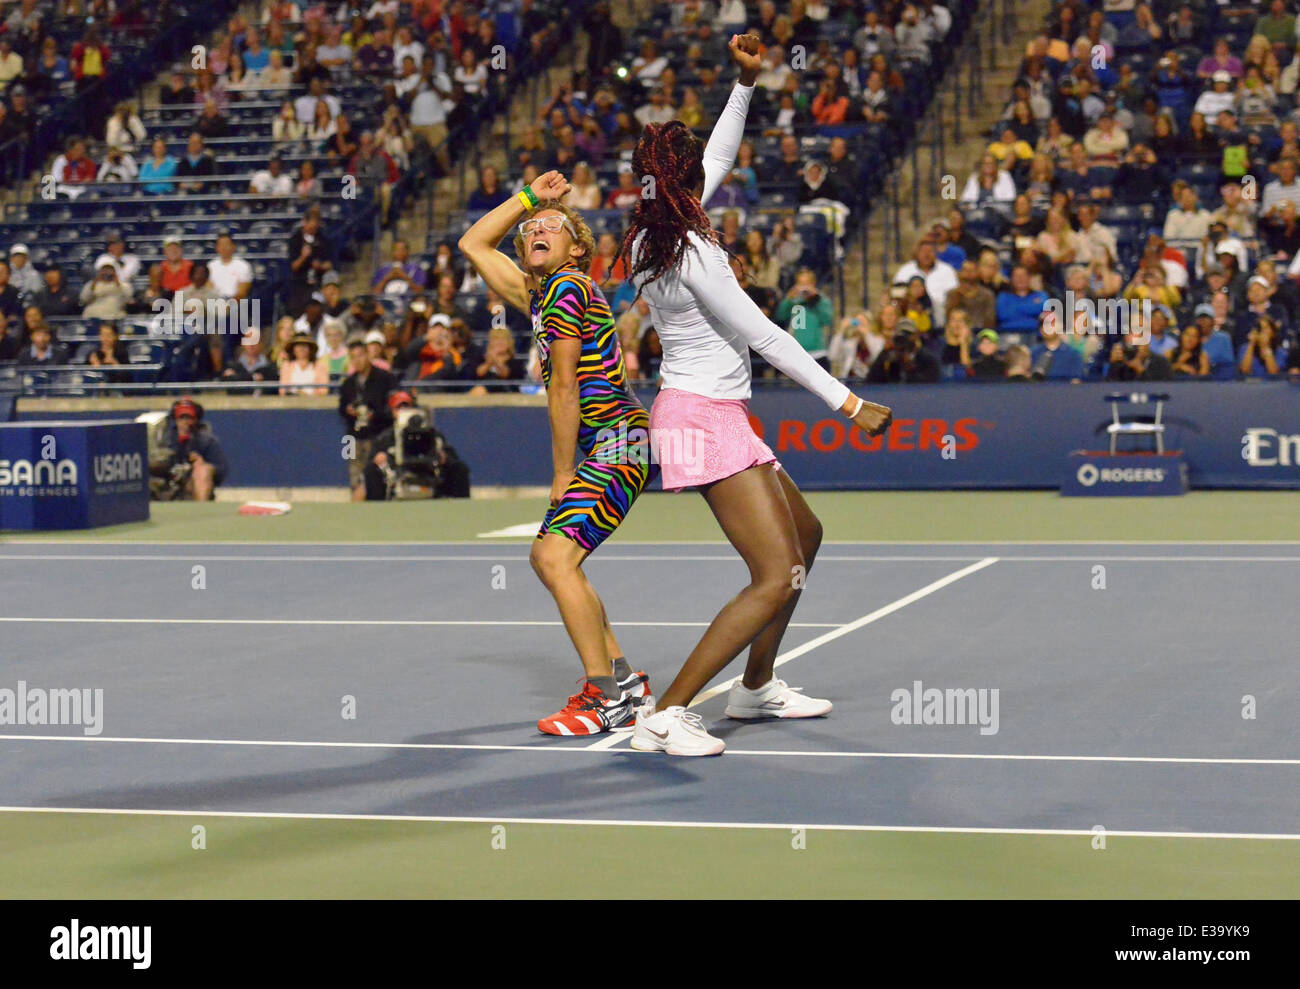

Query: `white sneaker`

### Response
(724, 677, 832, 720)
(630, 704, 725, 756)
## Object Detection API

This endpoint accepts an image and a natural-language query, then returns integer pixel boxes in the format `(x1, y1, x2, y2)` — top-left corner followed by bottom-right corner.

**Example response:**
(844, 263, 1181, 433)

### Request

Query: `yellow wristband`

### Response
(517, 190, 535, 213)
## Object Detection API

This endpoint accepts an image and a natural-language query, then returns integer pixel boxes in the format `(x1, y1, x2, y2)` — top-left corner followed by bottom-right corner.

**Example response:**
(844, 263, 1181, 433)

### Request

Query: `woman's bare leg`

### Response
(741, 469, 823, 689)
(656, 466, 803, 709)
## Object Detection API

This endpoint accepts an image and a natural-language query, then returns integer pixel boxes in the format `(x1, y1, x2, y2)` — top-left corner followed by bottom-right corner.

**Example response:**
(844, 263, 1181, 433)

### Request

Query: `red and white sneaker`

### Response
(537, 681, 637, 736)
(618, 668, 652, 708)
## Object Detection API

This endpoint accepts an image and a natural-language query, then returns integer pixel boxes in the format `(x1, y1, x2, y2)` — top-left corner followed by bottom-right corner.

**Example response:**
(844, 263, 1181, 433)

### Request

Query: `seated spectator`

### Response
(1105, 327, 1173, 381)
(50, 137, 96, 198)
(1146, 306, 1180, 358)
(174, 133, 216, 193)
(634, 87, 675, 127)
(280, 333, 328, 394)
(1197, 38, 1243, 80)
(1056, 142, 1112, 201)
(776, 268, 834, 362)
(893, 239, 959, 327)
(97, 144, 138, 183)
(566, 161, 602, 210)
(146, 235, 193, 306)
(195, 98, 230, 140)
(30, 264, 77, 317)
(306, 100, 338, 146)
(1036, 207, 1079, 268)
(84, 321, 130, 371)
(996, 265, 1049, 335)
(1236, 275, 1290, 346)
(988, 126, 1033, 172)
(285, 158, 318, 200)
(250, 155, 293, 196)
(945, 260, 997, 330)
(105, 102, 146, 151)
(900, 275, 933, 336)
(1029, 309, 1085, 379)
(404, 314, 464, 382)
(1170, 324, 1210, 376)
(17, 320, 69, 365)
(1162, 182, 1211, 241)
(469, 326, 525, 393)
(866, 320, 940, 382)
(1082, 112, 1129, 161)
(159, 71, 194, 106)
(103, 231, 141, 287)
(605, 166, 642, 210)
(431, 273, 468, 324)
(273, 101, 305, 142)
(295, 77, 341, 124)
(259, 49, 293, 89)
(1194, 70, 1237, 120)
(80, 258, 132, 319)
(1113, 142, 1167, 203)
(1238, 314, 1289, 376)
(372, 240, 426, 295)
(1213, 180, 1258, 237)
(810, 77, 849, 125)
(6, 244, 40, 300)
(960, 153, 1017, 205)
(349, 130, 400, 226)
(325, 114, 360, 160)
(318, 321, 350, 378)
(321, 272, 350, 320)
(966, 327, 1007, 379)
(316, 25, 353, 73)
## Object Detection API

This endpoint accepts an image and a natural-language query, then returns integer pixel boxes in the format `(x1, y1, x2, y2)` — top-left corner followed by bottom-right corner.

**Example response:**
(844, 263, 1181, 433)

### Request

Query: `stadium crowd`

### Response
(0, 0, 563, 386)
(9, 1, 1298, 394)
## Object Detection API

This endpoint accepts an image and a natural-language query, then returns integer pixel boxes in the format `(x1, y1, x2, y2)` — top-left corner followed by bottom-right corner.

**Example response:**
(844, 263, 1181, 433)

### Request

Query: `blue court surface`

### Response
(0, 540, 1296, 842)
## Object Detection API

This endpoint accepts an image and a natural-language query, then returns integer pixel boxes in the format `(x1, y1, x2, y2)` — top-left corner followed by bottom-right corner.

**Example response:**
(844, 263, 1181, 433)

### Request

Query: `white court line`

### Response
(1, 733, 1297, 766)
(0, 804, 1294, 841)
(0, 618, 840, 629)
(4, 553, 1299, 563)
(585, 557, 1000, 751)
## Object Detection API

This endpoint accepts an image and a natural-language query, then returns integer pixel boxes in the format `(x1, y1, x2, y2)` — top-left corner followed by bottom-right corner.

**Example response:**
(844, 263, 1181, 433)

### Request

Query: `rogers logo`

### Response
(750, 416, 983, 454)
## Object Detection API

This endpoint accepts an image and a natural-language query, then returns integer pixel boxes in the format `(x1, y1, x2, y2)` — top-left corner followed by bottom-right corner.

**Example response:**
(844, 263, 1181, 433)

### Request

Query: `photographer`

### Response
(1105, 330, 1173, 381)
(362, 391, 471, 500)
(866, 320, 940, 383)
(150, 398, 228, 501)
(775, 267, 834, 366)
(339, 333, 398, 501)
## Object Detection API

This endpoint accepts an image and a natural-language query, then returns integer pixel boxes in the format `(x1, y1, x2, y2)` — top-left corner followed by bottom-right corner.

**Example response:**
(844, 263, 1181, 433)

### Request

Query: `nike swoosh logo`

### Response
(642, 727, 668, 740)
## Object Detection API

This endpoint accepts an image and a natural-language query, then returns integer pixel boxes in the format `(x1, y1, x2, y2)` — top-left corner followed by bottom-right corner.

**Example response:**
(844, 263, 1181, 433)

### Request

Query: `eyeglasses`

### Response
(519, 215, 576, 238)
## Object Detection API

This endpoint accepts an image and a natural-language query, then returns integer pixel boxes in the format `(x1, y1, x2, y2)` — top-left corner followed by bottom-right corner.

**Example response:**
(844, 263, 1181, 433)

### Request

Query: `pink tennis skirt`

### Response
(649, 387, 780, 492)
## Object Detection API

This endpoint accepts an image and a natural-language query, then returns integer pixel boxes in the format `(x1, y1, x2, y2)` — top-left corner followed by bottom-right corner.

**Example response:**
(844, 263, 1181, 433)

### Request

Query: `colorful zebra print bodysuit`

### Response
(530, 260, 656, 551)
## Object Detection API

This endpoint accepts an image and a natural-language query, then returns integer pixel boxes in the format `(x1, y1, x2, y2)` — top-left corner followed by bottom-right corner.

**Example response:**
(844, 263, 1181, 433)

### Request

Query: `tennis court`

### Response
(1, 491, 1297, 898)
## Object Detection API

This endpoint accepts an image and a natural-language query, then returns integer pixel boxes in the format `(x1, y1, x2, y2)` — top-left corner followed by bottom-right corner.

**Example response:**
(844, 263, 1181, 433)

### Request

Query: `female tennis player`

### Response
(616, 34, 892, 756)
(458, 172, 655, 736)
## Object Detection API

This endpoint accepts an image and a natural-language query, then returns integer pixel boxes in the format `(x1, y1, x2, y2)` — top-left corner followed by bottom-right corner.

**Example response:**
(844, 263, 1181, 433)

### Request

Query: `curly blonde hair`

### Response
(511, 199, 596, 275)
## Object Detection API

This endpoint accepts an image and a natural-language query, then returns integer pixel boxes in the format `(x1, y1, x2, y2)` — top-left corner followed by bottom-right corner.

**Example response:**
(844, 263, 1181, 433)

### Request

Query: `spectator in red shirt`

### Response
(811, 77, 849, 124)
(51, 137, 97, 198)
(605, 167, 641, 210)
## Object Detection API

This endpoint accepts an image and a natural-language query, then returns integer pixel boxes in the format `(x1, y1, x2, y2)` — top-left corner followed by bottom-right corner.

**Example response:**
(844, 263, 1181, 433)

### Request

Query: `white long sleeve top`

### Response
(630, 83, 851, 410)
